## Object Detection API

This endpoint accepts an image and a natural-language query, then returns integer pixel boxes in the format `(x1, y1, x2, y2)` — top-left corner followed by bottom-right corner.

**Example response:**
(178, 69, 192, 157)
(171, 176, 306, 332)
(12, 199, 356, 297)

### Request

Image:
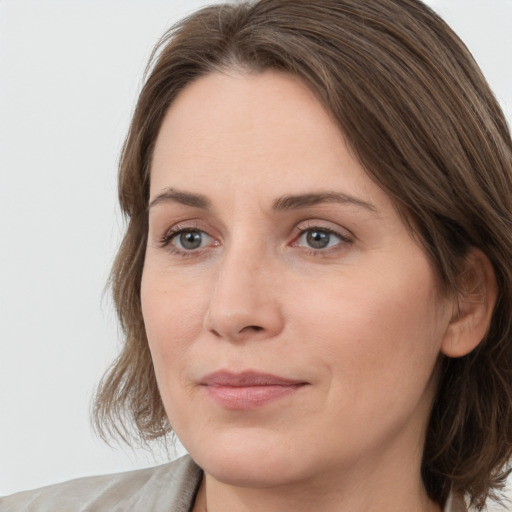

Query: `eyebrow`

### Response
(272, 192, 378, 214)
(148, 188, 211, 211)
(148, 188, 378, 215)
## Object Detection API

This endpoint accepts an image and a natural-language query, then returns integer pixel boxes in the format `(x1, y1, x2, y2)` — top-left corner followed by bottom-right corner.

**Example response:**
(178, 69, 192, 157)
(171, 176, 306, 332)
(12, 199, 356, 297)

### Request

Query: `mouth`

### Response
(199, 370, 308, 410)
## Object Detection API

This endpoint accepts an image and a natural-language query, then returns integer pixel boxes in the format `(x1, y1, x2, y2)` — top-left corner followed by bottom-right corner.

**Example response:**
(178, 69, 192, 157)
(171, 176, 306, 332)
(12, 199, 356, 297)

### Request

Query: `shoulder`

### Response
(0, 455, 202, 512)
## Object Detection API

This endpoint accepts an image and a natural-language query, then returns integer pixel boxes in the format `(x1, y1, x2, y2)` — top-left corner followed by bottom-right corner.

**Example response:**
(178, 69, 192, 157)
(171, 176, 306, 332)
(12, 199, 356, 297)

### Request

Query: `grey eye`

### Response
(296, 228, 347, 251)
(306, 230, 332, 249)
(177, 231, 204, 250)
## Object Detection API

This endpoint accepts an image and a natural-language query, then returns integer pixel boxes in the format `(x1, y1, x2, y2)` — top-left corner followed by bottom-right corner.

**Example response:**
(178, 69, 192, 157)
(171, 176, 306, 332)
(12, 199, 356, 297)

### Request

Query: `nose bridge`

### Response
(203, 231, 283, 341)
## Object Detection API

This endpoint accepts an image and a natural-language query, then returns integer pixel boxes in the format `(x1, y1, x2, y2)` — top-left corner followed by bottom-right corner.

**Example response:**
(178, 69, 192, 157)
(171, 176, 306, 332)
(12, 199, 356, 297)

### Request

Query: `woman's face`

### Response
(142, 71, 454, 488)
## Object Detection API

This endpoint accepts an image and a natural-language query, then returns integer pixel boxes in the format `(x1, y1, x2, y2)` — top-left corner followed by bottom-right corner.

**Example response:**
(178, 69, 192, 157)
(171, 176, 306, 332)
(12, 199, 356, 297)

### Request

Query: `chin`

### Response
(184, 428, 312, 488)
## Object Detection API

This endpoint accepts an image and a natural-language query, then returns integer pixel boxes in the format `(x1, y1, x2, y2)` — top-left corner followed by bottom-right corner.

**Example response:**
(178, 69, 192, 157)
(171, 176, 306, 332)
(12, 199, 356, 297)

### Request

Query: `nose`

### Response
(203, 242, 284, 342)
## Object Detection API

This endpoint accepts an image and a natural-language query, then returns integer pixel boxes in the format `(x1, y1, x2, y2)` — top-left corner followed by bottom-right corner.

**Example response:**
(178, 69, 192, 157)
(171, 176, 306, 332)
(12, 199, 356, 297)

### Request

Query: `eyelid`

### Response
(293, 220, 353, 239)
(157, 220, 220, 254)
(158, 222, 198, 247)
(290, 220, 354, 252)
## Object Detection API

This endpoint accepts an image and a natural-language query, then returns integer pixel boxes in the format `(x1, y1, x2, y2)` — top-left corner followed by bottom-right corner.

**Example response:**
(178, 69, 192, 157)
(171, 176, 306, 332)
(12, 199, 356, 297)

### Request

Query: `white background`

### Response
(1, 0, 511, 508)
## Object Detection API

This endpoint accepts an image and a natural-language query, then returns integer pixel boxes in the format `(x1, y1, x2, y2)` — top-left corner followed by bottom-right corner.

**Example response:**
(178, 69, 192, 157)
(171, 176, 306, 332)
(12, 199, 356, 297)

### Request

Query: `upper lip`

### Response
(200, 370, 307, 387)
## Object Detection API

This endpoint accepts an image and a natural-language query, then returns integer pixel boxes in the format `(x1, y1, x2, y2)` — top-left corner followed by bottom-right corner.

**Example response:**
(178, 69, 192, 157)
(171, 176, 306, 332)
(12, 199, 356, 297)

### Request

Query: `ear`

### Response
(441, 249, 498, 358)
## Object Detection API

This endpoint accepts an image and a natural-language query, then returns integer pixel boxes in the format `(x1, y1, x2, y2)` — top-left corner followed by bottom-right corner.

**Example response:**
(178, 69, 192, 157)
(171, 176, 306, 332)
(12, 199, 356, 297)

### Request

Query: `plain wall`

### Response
(1, 0, 511, 507)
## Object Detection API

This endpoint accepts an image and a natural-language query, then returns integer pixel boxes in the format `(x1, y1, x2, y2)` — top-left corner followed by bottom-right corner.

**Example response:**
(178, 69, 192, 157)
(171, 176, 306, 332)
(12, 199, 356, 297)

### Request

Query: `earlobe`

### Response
(441, 249, 498, 358)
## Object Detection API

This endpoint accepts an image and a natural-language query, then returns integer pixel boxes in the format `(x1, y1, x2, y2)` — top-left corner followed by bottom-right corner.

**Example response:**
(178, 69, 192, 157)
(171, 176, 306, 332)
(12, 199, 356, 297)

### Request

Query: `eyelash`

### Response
(292, 225, 352, 255)
(158, 223, 353, 257)
(158, 223, 213, 256)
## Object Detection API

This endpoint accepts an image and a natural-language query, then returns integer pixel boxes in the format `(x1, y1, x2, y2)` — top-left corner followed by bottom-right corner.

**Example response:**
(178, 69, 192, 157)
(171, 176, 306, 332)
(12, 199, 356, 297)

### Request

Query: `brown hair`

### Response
(93, 0, 512, 508)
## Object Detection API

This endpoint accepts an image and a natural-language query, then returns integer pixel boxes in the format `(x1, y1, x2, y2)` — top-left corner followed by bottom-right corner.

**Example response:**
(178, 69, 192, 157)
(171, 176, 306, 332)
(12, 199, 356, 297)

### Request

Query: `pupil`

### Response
(180, 231, 202, 250)
(307, 230, 329, 249)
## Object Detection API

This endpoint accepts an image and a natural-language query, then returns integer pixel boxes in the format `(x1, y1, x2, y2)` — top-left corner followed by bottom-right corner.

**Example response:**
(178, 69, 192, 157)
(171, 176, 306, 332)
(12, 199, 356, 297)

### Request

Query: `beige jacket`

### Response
(0, 455, 469, 511)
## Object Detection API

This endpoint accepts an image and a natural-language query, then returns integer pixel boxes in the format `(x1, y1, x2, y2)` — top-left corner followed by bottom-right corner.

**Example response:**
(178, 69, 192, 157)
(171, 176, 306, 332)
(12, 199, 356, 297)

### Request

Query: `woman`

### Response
(2, 0, 511, 511)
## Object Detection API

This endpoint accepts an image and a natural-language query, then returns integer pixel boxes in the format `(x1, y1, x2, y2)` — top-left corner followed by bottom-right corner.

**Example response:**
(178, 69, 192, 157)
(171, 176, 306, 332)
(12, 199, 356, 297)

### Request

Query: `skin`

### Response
(141, 70, 458, 512)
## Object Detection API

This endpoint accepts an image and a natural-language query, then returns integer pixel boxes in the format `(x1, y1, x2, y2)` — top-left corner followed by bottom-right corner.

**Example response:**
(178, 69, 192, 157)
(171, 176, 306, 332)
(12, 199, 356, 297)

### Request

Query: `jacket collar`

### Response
(444, 493, 468, 512)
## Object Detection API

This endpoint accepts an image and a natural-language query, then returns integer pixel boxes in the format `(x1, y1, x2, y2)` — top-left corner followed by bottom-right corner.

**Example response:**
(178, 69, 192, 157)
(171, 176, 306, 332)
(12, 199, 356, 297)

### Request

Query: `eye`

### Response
(174, 230, 207, 250)
(295, 227, 350, 250)
(160, 228, 215, 252)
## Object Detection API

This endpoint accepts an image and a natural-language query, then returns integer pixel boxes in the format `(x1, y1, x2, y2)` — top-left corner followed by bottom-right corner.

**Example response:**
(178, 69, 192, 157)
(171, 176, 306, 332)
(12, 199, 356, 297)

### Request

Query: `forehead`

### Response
(149, 70, 386, 211)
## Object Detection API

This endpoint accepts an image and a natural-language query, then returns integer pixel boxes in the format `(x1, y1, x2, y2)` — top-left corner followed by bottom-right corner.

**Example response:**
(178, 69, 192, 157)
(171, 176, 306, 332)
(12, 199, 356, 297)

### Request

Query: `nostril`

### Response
(247, 325, 263, 332)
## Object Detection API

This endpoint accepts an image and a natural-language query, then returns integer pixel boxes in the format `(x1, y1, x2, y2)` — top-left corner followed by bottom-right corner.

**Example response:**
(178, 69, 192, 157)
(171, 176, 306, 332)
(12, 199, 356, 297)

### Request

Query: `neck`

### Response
(193, 454, 442, 512)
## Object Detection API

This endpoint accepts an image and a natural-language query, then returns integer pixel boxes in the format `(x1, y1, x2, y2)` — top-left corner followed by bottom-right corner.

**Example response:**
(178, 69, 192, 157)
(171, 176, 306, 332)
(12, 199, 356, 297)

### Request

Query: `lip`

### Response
(199, 370, 308, 410)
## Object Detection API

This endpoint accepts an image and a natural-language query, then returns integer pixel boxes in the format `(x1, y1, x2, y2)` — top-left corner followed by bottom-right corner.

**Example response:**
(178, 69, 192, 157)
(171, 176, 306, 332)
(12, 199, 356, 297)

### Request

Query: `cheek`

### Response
(141, 267, 207, 379)
(291, 258, 448, 403)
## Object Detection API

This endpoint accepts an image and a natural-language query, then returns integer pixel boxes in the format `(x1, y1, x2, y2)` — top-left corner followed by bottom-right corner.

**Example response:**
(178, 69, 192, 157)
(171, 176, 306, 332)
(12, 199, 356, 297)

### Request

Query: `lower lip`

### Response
(203, 384, 305, 410)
